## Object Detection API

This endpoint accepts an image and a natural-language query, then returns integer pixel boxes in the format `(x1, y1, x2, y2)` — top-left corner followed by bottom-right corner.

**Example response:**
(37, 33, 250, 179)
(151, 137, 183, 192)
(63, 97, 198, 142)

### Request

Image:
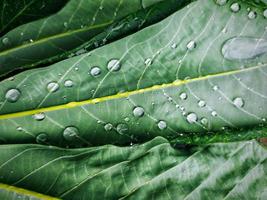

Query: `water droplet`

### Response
(36, 133, 48, 143)
(63, 22, 68, 27)
(186, 40, 196, 50)
(198, 100, 206, 107)
(230, 3, 240, 12)
(213, 85, 219, 91)
(211, 111, 217, 116)
(47, 82, 59, 92)
(16, 127, 23, 131)
(63, 126, 79, 141)
(264, 9, 267, 18)
(157, 120, 167, 130)
(104, 123, 113, 131)
(200, 117, 208, 125)
(64, 80, 73, 87)
(5, 88, 21, 102)
(248, 11, 257, 19)
(133, 106, 144, 117)
(7, 77, 14, 81)
(116, 123, 128, 134)
(2, 37, 9, 45)
(222, 37, 267, 60)
(29, 39, 33, 43)
(216, 0, 227, 6)
(233, 97, 244, 108)
(179, 92, 187, 100)
(33, 112, 45, 121)
(124, 117, 130, 122)
(75, 67, 79, 71)
(186, 113, 198, 124)
(90, 67, 101, 76)
(20, 32, 24, 36)
(107, 59, 121, 71)
(262, 118, 266, 122)
(222, 28, 227, 34)
(171, 43, 177, 49)
(99, 6, 103, 10)
(144, 58, 153, 66)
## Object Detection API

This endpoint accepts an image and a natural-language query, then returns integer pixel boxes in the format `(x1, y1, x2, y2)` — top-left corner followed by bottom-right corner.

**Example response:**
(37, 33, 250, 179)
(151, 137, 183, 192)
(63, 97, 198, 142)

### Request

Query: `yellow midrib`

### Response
(0, 183, 60, 200)
(0, 65, 260, 120)
(0, 21, 113, 56)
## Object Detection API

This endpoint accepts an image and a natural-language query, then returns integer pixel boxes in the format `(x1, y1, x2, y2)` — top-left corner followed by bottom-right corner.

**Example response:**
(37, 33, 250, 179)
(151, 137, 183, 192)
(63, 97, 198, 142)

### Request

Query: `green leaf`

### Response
(0, 137, 266, 199)
(0, 0, 266, 146)
(0, 0, 68, 36)
(0, 183, 59, 200)
(0, 0, 190, 76)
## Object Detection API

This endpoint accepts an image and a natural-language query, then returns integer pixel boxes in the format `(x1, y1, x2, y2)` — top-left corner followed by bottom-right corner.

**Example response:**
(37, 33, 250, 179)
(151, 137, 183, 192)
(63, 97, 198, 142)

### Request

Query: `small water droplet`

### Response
(264, 9, 267, 18)
(7, 77, 14, 81)
(104, 123, 113, 131)
(124, 117, 130, 122)
(144, 58, 153, 66)
(20, 32, 24, 36)
(63, 126, 79, 141)
(222, 28, 227, 34)
(233, 97, 244, 108)
(75, 67, 79, 71)
(211, 111, 217, 116)
(63, 22, 68, 27)
(90, 67, 101, 76)
(222, 37, 267, 60)
(107, 59, 121, 71)
(186, 40, 196, 50)
(29, 39, 33, 43)
(5, 88, 21, 102)
(198, 100, 206, 107)
(262, 118, 266, 122)
(186, 113, 198, 124)
(179, 92, 187, 100)
(36, 133, 48, 143)
(99, 6, 103, 10)
(157, 120, 167, 130)
(2, 37, 9, 45)
(133, 106, 144, 117)
(216, 0, 227, 6)
(200, 117, 208, 125)
(248, 11, 257, 19)
(64, 80, 73, 87)
(47, 82, 59, 92)
(171, 43, 177, 49)
(16, 127, 23, 131)
(213, 85, 219, 91)
(116, 123, 128, 134)
(230, 3, 240, 12)
(33, 112, 45, 121)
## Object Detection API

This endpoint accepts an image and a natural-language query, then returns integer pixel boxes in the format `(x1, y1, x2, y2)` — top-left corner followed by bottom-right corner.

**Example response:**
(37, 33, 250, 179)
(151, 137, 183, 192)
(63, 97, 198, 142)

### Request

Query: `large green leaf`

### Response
(0, 0, 266, 146)
(0, 0, 68, 36)
(0, 137, 266, 199)
(0, 0, 190, 77)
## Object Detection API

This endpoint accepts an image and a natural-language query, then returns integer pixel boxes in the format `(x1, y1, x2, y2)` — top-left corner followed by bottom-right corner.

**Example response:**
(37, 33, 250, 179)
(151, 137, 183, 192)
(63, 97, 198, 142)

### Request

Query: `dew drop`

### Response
(213, 85, 219, 91)
(211, 111, 217, 117)
(2, 37, 9, 45)
(186, 40, 196, 50)
(230, 3, 240, 12)
(36, 133, 48, 144)
(216, 0, 227, 6)
(179, 92, 187, 100)
(198, 100, 206, 107)
(104, 123, 113, 131)
(47, 82, 59, 92)
(5, 88, 21, 102)
(157, 120, 167, 130)
(264, 9, 267, 18)
(64, 80, 73, 87)
(200, 117, 208, 125)
(133, 106, 144, 117)
(33, 112, 45, 121)
(144, 58, 153, 66)
(222, 28, 227, 34)
(124, 117, 130, 122)
(16, 127, 23, 131)
(90, 67, 101, 76)
(186, 113, 198, 124)
(222, 37, 267, 60)
(116, 123, 128, 134)
(63, 126, 79, 141)
(29, 39, 34, 43)
(107, 59, 121, 71)
(248, 11, 257, 19)
(171, 43, 177, 49)
(63, 22, 68, 27)
(233, 97, 244, 108)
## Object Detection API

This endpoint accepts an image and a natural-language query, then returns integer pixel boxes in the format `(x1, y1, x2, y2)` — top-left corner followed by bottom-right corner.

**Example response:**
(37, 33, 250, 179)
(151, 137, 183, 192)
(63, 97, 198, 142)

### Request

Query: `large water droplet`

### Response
(186, 40, 196, 50)
(222, 37, 267, 60)
(230, 3, 240, 12)
(133, 106, 144, 117)
(33, 112, 45, 121)
(216, 0, 227, 6)
(63, 126, 79, 141)
(36, 133, 48, 144)
(5, 88, 21, 102)
(233, 97, 244, 108)
(107, 59, 121, 71)
(116, 123, 128, 134)
(2, 37, 9, 45)
(104, 123, 113, 131)
(64, 80, 73, 87)
(90, 67, 101, 76)
(157, 120, 167, 130)
(186, 113, 198, 124)
(47, 82, 59, 92)
(248, 11, 257, 19)
(198, 100, 206, 107)
(179, 92, 187, 100)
